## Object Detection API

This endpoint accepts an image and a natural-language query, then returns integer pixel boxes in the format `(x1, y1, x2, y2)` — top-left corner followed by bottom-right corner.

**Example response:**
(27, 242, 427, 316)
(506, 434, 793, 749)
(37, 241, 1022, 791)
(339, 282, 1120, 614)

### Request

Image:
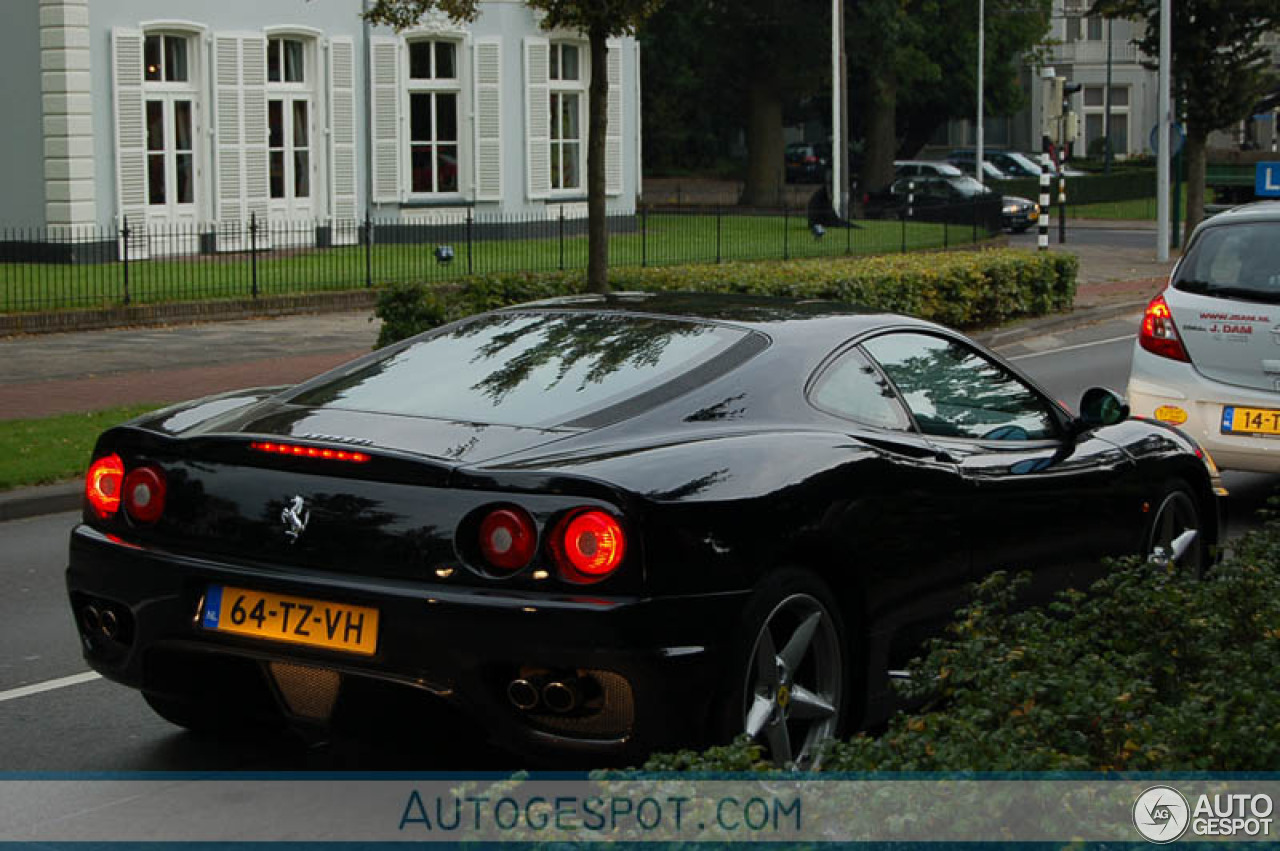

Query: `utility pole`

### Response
(831, 0, 846, 219)
(1156, 0, 1171, 262)
(976, 0, 985, 184)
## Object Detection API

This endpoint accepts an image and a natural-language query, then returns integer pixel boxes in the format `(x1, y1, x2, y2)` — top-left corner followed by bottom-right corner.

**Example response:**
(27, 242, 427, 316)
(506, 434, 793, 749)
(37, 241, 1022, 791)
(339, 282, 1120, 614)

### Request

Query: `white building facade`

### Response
(2, 0, 642, 251)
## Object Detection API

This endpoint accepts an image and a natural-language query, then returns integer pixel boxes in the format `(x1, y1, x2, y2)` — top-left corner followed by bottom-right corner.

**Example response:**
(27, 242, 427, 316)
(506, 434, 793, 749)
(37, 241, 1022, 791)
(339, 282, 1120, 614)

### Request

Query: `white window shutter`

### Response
(473, 37, 502, 203)
(369, 36, 401, 204)
(328, 37, 359, 222)
(605, 40, 623, 197)
(241, 34, 269, 231)
(213, 35, 245, 230)
(112, 28, 148, 257)
(524, 37, 550, 201)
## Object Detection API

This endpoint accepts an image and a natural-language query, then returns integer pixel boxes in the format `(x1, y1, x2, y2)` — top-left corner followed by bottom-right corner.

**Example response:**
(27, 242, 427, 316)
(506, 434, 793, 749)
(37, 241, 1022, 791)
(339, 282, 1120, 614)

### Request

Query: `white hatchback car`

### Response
(1128, 202, 1280, 472)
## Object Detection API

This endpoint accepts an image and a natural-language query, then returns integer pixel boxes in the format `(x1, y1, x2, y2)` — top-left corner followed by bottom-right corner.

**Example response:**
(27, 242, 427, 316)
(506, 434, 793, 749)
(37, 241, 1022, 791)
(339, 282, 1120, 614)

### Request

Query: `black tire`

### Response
(715, 569, 849, 768)
(1145, 483, 1206, 576)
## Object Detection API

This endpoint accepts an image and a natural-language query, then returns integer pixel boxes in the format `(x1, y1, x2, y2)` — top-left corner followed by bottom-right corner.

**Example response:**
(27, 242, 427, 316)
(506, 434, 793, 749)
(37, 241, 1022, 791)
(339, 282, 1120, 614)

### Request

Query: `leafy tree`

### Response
(639, 0, 828, 207)
(363, 0, 666, 293)
(1091, 0, 1280, 239)
(850, 0, 1052, 194)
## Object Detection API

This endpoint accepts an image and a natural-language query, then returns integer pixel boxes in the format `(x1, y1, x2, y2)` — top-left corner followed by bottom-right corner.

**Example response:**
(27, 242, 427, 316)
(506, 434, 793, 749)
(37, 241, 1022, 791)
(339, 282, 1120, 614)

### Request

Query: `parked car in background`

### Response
(865, 173, 1032, 233)
(786, 143, 830, 183)
(1128, 201, 1280, 473)
(894, 160, 966, 180)
(68, 293, 1218, 767)
(943, 153, 1010, 183)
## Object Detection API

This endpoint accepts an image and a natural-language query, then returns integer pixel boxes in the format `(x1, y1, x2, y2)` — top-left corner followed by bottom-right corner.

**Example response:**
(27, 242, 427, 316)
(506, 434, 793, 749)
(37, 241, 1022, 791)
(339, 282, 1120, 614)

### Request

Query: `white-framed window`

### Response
(549, 42, 584, 192)
(406, 39, 461, 196)
(142, 32, 199, 219)
(1083, 84, 1130, 156)
(265, 36, 316, 215)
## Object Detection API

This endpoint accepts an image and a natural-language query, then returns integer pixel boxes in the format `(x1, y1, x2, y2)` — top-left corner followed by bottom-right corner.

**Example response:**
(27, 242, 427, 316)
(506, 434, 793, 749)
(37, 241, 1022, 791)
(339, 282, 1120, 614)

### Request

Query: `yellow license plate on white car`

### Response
(1221, 406, 1280, 437)
(200, 585, 379, 655)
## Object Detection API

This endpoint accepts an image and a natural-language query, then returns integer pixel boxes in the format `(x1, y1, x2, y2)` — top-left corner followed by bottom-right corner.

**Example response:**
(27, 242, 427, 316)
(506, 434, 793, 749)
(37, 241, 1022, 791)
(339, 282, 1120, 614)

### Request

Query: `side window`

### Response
(810, 347, 912, 431)
(863, 332, 1058, 441)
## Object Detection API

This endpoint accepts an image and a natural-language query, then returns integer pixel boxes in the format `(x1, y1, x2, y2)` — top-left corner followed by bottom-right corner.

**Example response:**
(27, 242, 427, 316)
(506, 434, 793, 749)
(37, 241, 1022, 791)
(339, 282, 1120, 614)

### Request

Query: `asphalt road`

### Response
(1, 321, 1275, 772)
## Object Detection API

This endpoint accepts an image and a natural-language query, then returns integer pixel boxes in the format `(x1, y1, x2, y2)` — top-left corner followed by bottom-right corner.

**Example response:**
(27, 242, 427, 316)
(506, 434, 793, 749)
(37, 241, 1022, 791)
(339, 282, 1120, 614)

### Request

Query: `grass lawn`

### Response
(0, 405, 161, 491)
(1, 214, 987, 313)
(1069, 194, 1193, 221)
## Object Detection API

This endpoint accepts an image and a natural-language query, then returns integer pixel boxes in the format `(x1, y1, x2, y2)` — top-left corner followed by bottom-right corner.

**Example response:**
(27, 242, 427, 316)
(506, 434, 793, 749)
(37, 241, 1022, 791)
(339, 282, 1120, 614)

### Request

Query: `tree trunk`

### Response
(1183, 129, 1207, 245)
(586, 25, 610, 293)
(739, 74, 784, 208)
(861, 70, 898, 197)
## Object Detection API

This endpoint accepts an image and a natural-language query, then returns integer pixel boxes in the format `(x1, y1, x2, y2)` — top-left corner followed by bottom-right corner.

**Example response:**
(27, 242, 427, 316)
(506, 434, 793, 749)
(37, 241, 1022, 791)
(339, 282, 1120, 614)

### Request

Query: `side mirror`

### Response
(1077, 387, 1129, 429)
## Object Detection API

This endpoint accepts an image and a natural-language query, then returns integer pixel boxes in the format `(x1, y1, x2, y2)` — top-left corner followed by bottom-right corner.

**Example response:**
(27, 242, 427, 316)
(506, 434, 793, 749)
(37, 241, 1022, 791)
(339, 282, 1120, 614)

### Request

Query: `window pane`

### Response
(561, 45, 579, 80)
(562, 142, 580, 189)
(270, 150, 285, 198)
(284, 39, 305, 83)
(549, 45, 560, 81)
(174, 100, 192, 151)
(864, 333, 1056, 441)
(1084, 86, 1104, 107)
(435, 42, 456, 79)
(165, 36, 188, 82)
(268, 99, 284, 149)
(1113, 116, 1128, 153)
(268, 39, 281, 82)
(811, 349, 910, 430)
(411, 145, 434, 193)
(551, 142, 562, 188)
(292, 100, 309, 148)
(410, 93, 432, 142)
(549, 93, 561, 141)
(148, 153, 166, 204)
(145, 36, 162, 81)
(146, 100, 165, 151)
(1086, 113, 1104, 149)
(1087, 17, 1103, 40)
(561, 93, 580, 141)
(1066, 17, 1081, 42)
(1110, 86, 1129, 107)
(289, 312, 751, 429)
(436, 93, 457, 142)
(294, 150, 310, 198)
(409, 42, 432, 79)
(176, 153, 193, 203)
(437, 145, 457, 192)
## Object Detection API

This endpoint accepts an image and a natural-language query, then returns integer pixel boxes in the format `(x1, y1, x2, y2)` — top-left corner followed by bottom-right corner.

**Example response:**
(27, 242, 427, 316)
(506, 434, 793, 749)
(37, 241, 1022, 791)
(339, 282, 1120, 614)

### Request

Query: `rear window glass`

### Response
(289, 311, 751, 428)
(1176, 222, 1280, 303)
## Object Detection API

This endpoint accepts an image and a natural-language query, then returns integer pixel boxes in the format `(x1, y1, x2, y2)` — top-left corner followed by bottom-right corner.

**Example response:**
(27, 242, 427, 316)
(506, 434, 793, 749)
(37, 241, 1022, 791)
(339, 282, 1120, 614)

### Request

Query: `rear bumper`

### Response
(67, 524, 749, 762)
(1128, 346, 1280, 474)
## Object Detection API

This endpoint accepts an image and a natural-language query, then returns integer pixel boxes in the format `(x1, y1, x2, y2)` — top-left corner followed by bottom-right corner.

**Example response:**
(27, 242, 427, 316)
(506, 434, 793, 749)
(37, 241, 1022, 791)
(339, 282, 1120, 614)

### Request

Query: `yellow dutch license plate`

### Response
(201, 585, 379, 656)
(1221, 406, 1280, 437)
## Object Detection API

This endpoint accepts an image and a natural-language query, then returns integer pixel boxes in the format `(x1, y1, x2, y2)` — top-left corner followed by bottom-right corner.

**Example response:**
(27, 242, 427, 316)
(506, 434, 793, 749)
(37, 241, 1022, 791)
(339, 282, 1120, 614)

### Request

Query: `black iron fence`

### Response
(0, 204, 1001, 314)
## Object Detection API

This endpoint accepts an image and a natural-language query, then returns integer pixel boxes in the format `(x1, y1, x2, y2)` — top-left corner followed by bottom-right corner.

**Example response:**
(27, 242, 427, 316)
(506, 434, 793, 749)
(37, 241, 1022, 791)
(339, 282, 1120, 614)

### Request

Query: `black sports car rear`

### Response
(68, 293, 1220, 766)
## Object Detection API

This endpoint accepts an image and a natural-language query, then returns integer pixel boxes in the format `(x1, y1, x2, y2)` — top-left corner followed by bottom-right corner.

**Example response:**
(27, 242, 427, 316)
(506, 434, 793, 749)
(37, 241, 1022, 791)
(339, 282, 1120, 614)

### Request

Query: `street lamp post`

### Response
(1156, 0, 1171, 262)
(976, 0, 985, 183)
(1104, 18, 1113, 174)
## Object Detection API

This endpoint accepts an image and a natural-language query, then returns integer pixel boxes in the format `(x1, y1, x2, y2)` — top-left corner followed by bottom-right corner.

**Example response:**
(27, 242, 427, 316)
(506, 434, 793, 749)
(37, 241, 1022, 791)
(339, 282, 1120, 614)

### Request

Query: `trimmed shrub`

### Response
(644, 514, 1280, 772)
(374, 249, 1078, 347)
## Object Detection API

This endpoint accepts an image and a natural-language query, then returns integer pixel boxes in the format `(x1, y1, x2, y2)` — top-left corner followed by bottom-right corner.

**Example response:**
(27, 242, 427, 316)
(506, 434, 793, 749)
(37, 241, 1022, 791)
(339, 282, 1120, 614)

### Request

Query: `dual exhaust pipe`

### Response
(507, 674, 587, 714)
(81, 603, 122, 642)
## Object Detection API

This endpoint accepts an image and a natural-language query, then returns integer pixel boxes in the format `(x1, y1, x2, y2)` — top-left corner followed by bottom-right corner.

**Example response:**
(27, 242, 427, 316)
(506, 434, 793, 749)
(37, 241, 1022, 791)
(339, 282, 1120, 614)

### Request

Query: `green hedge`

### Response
(374, 249, 1078, 347)
(646, 514, 1280, 773)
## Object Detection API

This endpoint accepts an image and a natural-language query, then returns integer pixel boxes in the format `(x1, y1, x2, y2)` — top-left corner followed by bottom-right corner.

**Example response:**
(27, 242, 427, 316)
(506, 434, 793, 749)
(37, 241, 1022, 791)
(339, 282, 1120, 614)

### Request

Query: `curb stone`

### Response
(0, 481, 82, 523)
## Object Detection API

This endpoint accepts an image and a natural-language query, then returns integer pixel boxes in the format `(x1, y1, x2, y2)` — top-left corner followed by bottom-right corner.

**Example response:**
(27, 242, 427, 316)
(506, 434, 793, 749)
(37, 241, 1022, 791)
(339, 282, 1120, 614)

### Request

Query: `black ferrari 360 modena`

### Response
(68, 293, 1220, 766)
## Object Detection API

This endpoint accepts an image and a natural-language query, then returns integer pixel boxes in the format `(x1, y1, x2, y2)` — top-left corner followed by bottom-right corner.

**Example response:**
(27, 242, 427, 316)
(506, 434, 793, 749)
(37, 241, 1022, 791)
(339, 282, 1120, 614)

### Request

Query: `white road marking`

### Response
(0, 671, 101, 704)
(1006, 333, 1135, 361)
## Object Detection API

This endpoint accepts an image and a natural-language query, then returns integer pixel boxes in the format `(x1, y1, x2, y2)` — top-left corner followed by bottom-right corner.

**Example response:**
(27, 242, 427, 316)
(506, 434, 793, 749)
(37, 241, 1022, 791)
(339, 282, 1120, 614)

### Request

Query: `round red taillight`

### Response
(86, 454, 125, 518)
(123, 466, 167, 523)
(478, 507, 537, 571)
(554, 509, 626, 582)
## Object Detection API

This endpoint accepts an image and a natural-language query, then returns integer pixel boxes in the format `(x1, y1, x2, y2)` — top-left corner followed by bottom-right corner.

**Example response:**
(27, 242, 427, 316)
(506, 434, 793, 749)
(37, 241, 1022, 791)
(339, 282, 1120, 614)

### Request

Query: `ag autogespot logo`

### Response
(1133, 785, 1190, 844)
